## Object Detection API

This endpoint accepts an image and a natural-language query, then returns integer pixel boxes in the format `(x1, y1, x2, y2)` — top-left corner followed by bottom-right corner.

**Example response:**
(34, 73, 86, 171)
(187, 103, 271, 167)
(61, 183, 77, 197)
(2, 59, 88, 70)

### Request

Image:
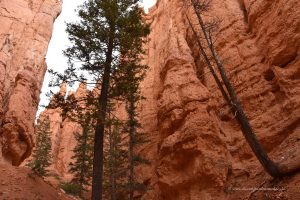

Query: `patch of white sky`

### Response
(39, 0, 157, 116)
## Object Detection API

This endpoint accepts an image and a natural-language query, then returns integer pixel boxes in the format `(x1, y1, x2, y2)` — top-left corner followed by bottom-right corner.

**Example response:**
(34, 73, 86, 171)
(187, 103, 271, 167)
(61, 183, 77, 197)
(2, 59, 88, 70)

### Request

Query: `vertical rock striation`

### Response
(0, 0, 61, 166)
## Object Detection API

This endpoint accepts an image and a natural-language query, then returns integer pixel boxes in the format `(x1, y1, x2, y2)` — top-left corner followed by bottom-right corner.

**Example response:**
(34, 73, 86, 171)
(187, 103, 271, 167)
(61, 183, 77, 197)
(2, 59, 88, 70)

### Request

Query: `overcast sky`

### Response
(39, 0, 157, 115)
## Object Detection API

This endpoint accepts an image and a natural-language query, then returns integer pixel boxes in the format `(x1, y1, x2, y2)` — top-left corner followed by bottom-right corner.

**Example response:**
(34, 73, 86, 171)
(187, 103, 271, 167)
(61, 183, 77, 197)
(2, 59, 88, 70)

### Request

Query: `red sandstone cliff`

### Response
(0, 0, 61, 165)
(135, 0, 300, 199)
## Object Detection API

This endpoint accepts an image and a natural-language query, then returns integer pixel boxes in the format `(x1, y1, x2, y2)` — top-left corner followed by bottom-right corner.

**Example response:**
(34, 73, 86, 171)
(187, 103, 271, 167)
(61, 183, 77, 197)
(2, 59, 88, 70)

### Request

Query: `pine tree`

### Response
(27, 116, 52, 177)
(126, 97, 144, 199)
(69, 113, 94, 196)
(113, 47, 150, 200)
(49, 1, 150, 199)
(125, 76, 149, 200)
(103, 111, 127, 200)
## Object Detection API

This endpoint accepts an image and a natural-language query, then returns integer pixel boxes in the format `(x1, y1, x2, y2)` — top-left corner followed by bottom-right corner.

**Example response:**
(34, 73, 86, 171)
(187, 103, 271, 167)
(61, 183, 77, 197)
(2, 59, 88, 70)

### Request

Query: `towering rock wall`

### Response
(0, 0, 61, 165)
(137, 0, 300, 199)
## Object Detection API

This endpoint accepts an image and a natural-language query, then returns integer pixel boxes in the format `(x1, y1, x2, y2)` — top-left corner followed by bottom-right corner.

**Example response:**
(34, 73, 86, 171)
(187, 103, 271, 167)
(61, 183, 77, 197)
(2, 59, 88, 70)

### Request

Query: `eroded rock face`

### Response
(136, 0, 300, 199)
(0, 0, 61, 165)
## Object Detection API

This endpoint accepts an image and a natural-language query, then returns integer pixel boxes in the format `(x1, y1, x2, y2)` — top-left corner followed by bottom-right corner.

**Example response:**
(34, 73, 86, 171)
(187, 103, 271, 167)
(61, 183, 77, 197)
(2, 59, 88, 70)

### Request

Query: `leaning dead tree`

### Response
(187, 0, 300, 178)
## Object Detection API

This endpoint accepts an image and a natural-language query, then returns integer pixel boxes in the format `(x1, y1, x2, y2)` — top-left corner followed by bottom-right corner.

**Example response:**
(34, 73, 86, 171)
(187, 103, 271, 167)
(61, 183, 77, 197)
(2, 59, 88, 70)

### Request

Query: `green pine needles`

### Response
(27, 117, 52, 177)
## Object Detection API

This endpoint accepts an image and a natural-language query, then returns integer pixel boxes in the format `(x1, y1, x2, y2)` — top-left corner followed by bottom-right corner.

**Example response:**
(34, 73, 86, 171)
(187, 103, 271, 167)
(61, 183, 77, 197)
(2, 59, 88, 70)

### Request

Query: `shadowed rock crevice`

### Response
(237, 0, 248, 23)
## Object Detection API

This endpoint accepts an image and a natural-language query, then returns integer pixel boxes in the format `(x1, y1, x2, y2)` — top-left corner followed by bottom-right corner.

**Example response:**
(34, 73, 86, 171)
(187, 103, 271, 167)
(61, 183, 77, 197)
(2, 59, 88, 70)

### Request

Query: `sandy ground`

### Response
(0, 162, 74, 200)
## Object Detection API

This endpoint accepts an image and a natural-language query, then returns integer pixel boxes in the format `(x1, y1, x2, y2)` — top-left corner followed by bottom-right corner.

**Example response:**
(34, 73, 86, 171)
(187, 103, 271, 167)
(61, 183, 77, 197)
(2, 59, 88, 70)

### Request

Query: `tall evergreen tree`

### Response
(113, 45, 149, 200)
(103, 111, 127, 200)
(27, 116, 52, 177)
(69, 113, 94, 195)
(49, 1, 149, 199)
(126, 94, 146, 200)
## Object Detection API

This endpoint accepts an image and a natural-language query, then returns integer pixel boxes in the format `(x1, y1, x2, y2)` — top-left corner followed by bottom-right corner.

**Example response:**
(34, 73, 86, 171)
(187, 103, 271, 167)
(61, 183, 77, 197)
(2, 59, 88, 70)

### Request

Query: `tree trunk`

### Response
(91, 32, 114, 200)
(128, 100, 135, 200)
(186, 15, 230, 104)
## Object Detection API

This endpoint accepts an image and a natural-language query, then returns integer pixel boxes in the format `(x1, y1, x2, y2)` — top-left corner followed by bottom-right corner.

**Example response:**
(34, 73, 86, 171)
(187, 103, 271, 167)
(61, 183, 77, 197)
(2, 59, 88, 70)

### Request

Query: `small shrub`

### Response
(60, 182, 81, 196)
